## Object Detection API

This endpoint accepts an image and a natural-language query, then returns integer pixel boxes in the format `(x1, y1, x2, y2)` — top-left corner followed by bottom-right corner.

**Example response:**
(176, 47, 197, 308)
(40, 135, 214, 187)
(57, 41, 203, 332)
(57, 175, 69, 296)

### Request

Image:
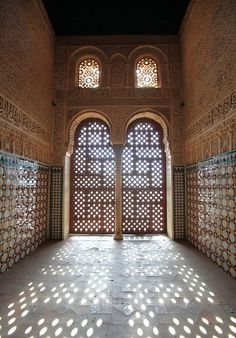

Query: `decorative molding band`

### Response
(63, 87, 171, 99)
(66, 97, 171, 108)
(186, 148, 236, 169)
(186, 92, 236, 140)
(0, 95, 51, 144)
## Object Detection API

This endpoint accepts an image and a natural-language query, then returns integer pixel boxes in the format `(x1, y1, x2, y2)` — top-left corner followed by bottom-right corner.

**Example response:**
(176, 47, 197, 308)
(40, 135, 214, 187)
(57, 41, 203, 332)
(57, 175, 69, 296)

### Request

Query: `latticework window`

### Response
(76, 59, 100, 88)
(70, 120, 115, 234)
(122, 120, 166, 234)
(136, 57, 160, 88)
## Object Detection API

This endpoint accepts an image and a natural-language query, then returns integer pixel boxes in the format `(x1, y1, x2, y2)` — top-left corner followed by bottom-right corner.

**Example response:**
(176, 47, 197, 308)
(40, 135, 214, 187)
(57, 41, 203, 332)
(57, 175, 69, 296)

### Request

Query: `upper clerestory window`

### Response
(76, 58, 100, 88)
(136, 57, 160, 88)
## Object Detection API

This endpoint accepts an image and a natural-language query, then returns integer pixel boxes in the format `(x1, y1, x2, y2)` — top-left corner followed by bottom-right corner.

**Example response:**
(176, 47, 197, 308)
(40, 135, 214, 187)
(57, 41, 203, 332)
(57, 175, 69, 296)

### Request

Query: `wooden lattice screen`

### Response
(122, 119, 166, 234)
(70, 120, 115, 234)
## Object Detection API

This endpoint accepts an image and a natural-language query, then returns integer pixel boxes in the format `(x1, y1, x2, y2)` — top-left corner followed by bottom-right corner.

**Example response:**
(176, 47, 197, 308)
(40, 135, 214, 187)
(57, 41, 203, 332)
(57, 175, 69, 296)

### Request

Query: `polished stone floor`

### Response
(0, 235, 236, 338)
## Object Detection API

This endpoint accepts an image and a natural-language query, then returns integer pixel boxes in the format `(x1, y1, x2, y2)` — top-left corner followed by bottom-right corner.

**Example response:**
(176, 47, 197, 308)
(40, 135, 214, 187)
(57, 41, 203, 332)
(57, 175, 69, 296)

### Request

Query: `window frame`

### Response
(135, 55, 161, 88)
(75, 56, 102, 88)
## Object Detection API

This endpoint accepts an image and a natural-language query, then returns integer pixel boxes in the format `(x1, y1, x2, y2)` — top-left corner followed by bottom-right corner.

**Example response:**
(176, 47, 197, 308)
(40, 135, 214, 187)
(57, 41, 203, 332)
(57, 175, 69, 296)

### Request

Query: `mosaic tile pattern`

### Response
(173, 166, 185, 239)
(0, 152, 49, 273)
(50, 167, 63, 239)
(186, 150, 236, 278)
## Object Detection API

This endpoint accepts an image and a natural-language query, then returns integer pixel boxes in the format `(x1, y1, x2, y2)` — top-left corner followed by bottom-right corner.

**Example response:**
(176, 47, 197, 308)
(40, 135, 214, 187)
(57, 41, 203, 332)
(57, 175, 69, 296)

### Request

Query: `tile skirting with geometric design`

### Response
(0, 151, 49, 273)
(173, 166, 185, 239)
(186, 149, 236, 278)
(50, 166, 63, 240)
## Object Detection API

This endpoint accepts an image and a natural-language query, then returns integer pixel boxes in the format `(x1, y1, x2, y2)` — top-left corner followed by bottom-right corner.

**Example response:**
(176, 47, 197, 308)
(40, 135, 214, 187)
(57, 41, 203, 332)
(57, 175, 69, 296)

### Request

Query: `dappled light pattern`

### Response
(0, 235, 236, 337)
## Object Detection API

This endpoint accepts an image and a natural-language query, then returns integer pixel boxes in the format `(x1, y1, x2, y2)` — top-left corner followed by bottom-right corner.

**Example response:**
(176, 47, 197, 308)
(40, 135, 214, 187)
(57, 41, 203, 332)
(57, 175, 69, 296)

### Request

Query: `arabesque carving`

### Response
(186, 93, 236, 140)
(0, 119, 50, 163)
(0, 95, 51, 143)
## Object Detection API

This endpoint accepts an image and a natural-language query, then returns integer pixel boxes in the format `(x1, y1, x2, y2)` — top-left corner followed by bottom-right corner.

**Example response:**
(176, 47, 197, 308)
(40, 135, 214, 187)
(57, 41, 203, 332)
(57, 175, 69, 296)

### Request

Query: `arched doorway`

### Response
(70, 119, 115, 234)
(122, 119, 166, 234)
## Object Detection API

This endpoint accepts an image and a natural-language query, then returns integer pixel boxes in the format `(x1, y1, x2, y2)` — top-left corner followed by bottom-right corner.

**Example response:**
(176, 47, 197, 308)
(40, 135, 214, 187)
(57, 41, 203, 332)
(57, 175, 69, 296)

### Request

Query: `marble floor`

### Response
(0, 235, 236, 338)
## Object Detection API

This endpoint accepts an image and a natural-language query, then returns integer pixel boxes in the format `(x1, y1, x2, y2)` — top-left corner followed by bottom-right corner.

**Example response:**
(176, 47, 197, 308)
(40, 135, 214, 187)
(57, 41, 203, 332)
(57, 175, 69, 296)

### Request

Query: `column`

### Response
(113, 144, 123, 240)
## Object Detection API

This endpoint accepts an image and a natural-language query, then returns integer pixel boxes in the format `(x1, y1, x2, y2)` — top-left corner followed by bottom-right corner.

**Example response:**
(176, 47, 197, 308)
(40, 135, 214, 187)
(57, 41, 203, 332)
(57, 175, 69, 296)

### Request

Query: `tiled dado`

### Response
(50, 167, 63, 240)
(0, 152, 49, 273)
(186, 150, 236, 278)
(173, 166, 185, 239)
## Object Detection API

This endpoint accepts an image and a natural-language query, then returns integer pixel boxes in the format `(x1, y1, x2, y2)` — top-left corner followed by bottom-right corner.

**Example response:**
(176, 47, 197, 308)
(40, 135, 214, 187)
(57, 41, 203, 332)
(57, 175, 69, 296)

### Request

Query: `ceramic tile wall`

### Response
(50, 167, 63, 239)
(173, 166, 185, 239)
(186, 150, 236, 278)
(0, 152, 49, 273)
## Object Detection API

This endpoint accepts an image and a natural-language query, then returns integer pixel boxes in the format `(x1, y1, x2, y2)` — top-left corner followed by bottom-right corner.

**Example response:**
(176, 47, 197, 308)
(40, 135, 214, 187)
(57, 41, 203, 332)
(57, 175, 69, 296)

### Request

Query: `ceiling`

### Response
(42, 0, 191, 36)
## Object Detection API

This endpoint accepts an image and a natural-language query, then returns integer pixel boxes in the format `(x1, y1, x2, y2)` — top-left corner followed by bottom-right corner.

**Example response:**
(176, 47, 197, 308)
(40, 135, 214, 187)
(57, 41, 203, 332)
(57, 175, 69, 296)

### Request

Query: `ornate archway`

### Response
(63, 110, 173, 240)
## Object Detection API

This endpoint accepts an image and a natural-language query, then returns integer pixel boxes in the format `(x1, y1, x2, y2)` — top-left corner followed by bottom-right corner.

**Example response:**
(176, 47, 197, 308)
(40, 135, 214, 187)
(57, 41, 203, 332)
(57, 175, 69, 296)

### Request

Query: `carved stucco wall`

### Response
(0, 0, 55, 163)
(53, 36, 184, 166)
(180, 0, 236, 164)
(180, 0, 236, 279)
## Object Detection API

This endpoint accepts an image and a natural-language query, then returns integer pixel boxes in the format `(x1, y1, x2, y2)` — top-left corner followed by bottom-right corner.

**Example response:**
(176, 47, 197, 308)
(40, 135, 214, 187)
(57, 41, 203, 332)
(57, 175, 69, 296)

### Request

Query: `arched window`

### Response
(122, 119, 166, 234)
(76, 58, 100, 88)
(70, 119, 115, 234)
(136, 57, 160, 88)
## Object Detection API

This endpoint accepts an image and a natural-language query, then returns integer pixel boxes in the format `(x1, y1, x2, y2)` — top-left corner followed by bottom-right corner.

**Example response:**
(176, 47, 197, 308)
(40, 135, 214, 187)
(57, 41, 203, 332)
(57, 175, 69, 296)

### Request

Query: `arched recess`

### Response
(109, 53, 127, 87)
(128, 46, 169, 88)
(63, 111, 113, 239)
(124, 112, 173, 238)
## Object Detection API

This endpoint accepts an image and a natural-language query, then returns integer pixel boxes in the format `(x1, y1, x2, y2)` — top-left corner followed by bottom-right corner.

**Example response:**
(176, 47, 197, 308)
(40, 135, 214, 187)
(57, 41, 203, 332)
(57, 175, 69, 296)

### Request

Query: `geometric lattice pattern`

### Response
(173, 166, 185, 239)
(122, 120, 166, 234)
(0, 152, 49, 274)
(70, 120, 115, 234)
(136, 57, 160, 88)
(186, 150, 236, 279)
(76, 59, 100, 88)
(50, 167, 63, 240)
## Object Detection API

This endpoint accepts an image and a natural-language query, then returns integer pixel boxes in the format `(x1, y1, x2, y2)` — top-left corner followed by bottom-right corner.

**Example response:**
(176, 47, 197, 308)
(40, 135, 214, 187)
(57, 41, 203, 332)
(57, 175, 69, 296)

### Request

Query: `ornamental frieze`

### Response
(67, 97, 170, 108)
(185, 114, 236, 165)
(66, 106, 171, 126)
(61, 87, 171, 100)
(187, 92, 236, 139)
(0, 120, 51, 164)
(0, 95, 51, 144)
